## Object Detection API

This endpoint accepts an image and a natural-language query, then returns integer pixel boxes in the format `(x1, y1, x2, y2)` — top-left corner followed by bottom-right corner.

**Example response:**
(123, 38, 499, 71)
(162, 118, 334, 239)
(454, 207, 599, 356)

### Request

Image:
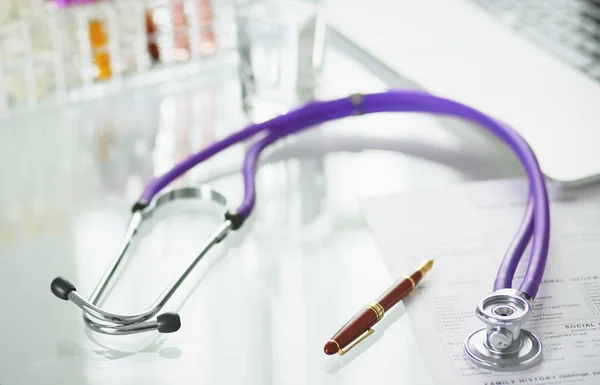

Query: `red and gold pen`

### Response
(324, 259, 434, 355)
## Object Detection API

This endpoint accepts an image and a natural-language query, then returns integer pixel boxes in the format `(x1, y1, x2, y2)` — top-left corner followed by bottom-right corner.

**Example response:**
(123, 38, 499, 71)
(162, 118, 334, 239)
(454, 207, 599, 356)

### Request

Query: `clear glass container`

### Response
(235, 0, 326, 122)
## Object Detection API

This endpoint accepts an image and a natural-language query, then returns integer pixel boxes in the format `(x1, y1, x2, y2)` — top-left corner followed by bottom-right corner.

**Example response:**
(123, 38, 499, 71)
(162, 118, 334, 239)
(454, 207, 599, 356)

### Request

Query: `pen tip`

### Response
(419, 259, 434, 275)
(324, 341, 339, 355)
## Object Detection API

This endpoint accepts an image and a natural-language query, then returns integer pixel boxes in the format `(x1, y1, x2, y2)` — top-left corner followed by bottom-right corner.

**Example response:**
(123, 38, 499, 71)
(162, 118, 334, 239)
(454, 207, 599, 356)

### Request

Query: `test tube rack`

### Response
(0, 0, 238, 121)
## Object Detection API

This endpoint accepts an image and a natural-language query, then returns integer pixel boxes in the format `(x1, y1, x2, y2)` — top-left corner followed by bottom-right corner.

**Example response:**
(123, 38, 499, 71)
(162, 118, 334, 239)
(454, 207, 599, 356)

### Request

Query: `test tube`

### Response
(145, 0, 192, 64)
(0, 17, 45, 109)
(172, 0, 190, 61)
(82, 0, 114, 81)
(47, 2, 68, 100)
(60, 0, 118, 85)
(146, 8, 160, 63)
(197, 0, 216, 56)
(112, 0, 151, 76)
(184, 0, 216, 57)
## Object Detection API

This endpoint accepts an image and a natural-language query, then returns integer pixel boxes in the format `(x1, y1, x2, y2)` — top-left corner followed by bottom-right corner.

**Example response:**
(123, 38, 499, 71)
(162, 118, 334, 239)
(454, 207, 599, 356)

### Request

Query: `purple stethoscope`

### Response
(51, 90, 550, 371)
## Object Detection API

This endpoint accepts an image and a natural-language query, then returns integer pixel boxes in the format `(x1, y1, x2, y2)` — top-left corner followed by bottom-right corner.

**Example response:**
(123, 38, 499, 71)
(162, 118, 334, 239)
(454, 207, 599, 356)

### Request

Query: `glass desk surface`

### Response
(0, 30, 523, 385)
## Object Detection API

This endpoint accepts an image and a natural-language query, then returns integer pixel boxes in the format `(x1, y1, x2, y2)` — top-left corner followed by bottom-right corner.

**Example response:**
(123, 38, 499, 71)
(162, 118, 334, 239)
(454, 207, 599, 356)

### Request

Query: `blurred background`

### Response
(0, 0, 598, 384)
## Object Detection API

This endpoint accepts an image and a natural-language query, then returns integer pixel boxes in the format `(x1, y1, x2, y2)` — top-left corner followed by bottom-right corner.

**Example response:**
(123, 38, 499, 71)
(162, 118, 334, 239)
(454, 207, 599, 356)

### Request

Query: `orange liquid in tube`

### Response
(88, 17, 112, 80)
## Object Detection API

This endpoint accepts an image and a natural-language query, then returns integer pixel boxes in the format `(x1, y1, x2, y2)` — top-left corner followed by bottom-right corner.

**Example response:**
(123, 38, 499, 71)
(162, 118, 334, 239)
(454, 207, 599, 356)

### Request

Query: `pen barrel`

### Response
(330, 306, 380, 352)
(377, 270, 423, 310)
(325, 262, 432, 355)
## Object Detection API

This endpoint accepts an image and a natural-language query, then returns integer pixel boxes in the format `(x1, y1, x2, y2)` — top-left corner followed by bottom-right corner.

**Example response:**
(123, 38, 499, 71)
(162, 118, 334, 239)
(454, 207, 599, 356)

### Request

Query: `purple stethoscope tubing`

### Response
(136, 90, 549, 299)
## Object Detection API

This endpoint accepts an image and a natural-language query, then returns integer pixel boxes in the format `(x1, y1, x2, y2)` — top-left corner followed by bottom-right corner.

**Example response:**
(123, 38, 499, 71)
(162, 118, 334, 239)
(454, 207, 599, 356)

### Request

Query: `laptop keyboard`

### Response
(472, 0, 600, 81)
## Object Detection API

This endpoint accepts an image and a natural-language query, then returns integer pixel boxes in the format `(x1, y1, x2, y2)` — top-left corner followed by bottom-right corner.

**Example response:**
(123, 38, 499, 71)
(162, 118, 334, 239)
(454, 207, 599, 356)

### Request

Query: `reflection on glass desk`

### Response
(0, 32, 525, 385)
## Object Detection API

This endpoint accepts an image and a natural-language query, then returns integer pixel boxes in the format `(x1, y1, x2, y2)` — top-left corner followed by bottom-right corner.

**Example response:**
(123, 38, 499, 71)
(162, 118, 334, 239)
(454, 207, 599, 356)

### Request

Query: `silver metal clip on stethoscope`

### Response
(51, 90, 550, 371)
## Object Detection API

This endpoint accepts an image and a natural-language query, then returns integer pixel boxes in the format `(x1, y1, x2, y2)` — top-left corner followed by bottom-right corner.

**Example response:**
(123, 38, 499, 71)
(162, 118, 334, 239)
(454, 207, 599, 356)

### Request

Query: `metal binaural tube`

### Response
(68, 291, 156, 324)
(144, 220, 232, 312)
(89, 212, 143, 307)
(51, 185, 232, 335)
(52, 219, 232, 334)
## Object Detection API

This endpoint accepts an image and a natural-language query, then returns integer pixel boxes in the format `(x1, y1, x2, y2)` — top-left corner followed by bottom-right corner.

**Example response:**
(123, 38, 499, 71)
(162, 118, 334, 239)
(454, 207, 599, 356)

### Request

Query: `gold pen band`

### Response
(365, 301, 385, 321)
(404, 275, 415, 288)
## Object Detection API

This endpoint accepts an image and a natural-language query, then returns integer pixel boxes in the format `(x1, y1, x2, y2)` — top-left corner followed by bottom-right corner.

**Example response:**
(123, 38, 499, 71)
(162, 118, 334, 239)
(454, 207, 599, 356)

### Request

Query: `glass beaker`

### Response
(235, 0, 326, 122)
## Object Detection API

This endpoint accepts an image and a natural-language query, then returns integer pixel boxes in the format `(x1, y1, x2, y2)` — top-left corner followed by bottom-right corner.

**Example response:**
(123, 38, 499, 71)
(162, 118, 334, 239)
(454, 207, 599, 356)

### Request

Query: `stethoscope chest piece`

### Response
(464, 289, 542, 372)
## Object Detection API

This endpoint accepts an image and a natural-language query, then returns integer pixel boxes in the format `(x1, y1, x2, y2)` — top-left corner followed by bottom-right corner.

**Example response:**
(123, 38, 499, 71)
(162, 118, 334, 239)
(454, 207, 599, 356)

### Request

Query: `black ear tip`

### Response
(157, 313, 181, 333)
(51, 277, 76, 300)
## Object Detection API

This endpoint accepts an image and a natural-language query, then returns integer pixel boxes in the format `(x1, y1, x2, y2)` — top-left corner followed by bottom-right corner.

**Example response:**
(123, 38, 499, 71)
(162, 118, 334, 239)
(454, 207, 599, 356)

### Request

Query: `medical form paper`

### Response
(361, 178, 600, 385)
